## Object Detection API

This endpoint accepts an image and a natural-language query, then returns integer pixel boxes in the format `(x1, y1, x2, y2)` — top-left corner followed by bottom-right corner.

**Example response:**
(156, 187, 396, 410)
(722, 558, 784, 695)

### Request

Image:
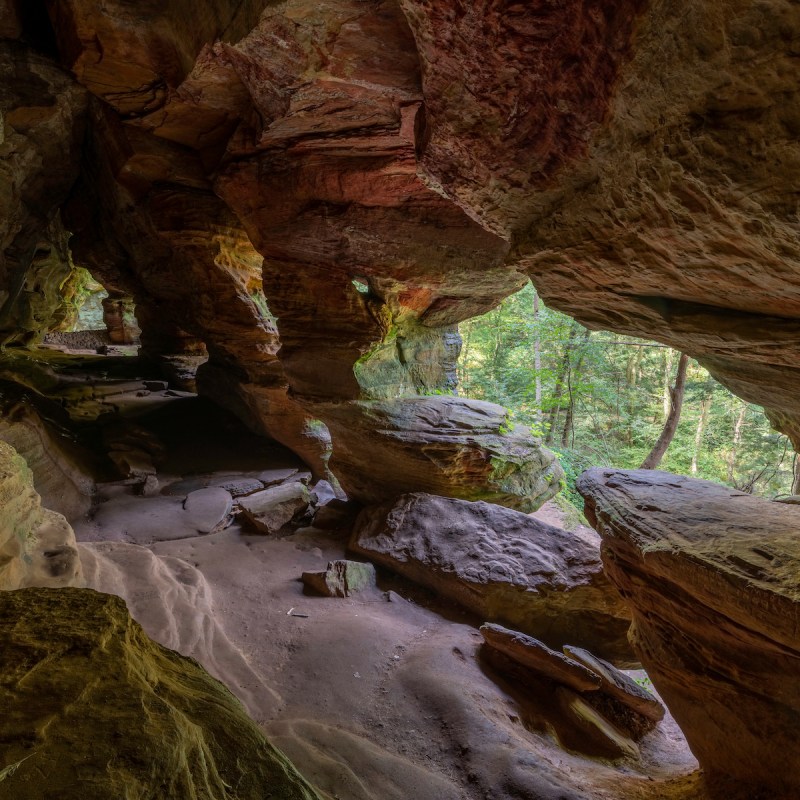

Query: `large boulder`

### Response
(323, 397, 564, 512)
(351, 492, 632, 663)
(0, 588, 321, 800)
(578, 468, 800, 799)
(0, 441, 82, 590)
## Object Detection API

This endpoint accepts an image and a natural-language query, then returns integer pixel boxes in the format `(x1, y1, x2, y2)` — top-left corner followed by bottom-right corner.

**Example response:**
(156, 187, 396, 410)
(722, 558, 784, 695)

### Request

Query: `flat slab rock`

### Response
(321, 397, 564, 512)
(0, 588, 320, 800)
(238, 482, 312, 535)
(184, 487, 233, 534)
(351, 492, 633, 664)
(578, 468, 800, 798)
(563, 645, 664, 722)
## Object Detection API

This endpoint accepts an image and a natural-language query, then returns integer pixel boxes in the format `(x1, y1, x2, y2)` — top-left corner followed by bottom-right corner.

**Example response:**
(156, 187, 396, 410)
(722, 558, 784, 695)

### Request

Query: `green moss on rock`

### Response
(0, 588, 322, 800)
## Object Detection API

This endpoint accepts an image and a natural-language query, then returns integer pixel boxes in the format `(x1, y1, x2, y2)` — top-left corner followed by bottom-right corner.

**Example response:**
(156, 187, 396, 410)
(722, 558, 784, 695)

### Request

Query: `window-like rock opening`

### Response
(459, 282, 795, 502)
(43, 267, 140, 355)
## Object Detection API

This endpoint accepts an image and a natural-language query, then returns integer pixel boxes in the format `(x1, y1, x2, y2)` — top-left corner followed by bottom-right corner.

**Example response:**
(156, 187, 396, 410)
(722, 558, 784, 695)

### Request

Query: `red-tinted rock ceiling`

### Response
(3, 0, 800, 487)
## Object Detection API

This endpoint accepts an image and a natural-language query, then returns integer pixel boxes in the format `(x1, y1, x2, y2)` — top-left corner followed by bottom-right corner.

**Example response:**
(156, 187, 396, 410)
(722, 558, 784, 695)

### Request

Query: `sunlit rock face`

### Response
(0, 441, 82, 590)
(324, 397, 564, 509)
(578, 468, 800, 800)
(0, 588, 321, 800)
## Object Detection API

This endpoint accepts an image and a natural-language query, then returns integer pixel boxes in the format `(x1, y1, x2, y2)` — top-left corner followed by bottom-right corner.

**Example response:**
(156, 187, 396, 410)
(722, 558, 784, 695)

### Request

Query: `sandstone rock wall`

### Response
(578, 468, 800, 799)
(4, 0, 800, 500)
(0, 440, 82, 590)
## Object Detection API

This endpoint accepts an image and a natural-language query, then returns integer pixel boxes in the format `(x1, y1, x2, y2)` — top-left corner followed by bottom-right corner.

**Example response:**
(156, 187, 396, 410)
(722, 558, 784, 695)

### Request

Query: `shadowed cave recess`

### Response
(1, 1, 799, 799)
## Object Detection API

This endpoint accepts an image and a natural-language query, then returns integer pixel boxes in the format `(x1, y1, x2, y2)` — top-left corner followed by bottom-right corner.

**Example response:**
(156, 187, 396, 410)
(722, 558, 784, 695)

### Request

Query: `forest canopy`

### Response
(458, 282, 795, 506)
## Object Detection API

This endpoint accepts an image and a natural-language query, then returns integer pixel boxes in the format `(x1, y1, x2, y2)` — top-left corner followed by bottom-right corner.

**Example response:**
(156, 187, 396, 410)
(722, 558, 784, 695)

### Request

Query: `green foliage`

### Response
(458, 282, 794, 503)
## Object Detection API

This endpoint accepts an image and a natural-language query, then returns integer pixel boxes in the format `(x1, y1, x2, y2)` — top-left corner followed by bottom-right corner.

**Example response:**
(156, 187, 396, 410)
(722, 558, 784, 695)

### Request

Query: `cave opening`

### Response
(458, 282, 796, 504)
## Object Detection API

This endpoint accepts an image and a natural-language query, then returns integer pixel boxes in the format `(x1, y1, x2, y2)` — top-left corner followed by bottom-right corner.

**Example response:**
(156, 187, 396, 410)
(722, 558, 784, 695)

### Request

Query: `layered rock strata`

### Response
(0, 41, 86, 346)
(578, 468, 800, 799)
(322, 397, 563, 509)
(479, 623, 662, 760)
(5, 2, 800, 503)
(0, 440, 82, 590)
(0, 588, 320, 800)
(352, 492, 633, 664)
(24, 0, 559, 506)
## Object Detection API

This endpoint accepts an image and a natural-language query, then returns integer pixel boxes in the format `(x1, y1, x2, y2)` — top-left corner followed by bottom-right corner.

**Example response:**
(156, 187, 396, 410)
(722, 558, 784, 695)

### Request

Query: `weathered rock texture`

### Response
(352, 492, 633, 664)
(322, 397, 563, 509)
(478, 623, 658, 761)
(578, 468, 800, 799)
(0, 41, 86, 346)
(238, 482, 312, 535)
(0, 588, 320, 800)
(0, 440, 82, 590)
(0, 385, 96, 519)
(480, 623, 601, 693)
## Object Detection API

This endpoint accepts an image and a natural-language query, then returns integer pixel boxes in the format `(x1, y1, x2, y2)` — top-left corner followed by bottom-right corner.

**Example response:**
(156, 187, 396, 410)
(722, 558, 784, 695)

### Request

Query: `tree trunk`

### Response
(691, 389, 712, 475)
(662, 349, 674, 420)
(458, 320, 474, 390)
(626, 345, 643, 386)
(792, 453, 800, 495)
(561, 328, 591, 448)
(640, 352, 689, 469)
(545, 323, 579, 445)
(532, 289, 542, 426)
(490, 304, 505, 392)
(727, 404, 747, 483)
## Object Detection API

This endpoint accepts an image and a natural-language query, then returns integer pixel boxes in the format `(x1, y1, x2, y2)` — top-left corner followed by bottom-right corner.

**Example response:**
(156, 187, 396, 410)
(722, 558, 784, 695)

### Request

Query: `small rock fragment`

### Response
(480, 623, 601, 692)
(108, 448, 156, 482)
(302, 560, 377, 597)
(138, 474, 160, 497)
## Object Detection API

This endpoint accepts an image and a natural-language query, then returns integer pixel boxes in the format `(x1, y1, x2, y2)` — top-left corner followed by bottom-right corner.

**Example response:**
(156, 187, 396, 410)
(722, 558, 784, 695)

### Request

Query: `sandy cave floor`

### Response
(69, 395, 701, 800)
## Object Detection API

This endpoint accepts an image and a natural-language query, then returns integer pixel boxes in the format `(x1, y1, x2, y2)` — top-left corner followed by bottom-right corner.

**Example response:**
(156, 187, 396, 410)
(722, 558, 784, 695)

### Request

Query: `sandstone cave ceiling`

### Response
(2, 0, 799, 475)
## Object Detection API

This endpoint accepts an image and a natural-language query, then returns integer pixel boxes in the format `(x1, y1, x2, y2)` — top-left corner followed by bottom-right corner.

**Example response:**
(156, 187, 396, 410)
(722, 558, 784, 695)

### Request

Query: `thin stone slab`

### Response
(480, 624, 601, 692)
(555, 687, 640, 761)
(563, 645, 664, 722)
(255, 468, 300, 487)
